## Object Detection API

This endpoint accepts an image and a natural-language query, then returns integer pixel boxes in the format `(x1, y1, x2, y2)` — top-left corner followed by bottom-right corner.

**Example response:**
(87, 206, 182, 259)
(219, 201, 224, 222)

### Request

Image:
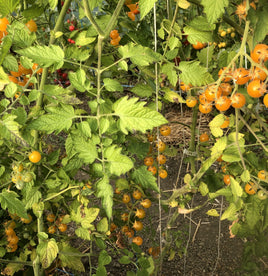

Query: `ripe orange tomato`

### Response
(258, 170, 266, 180)
(147, 165, 157, 175)
(223, 175, 233, 185)
(155, 140, 166, 152)
(25, 19, 37, 32)
(144, 156, 154, 166)
(245, 182, 257, 195)
(135, 208, 146, 219)
(192, 41, 206, 50)
(215, 96, 232, 111)
(180, 82, 192, 91)
(251, 44, 268, 63)
(133, 190, 142, 200)
(220, 83, 232, 96)
(132, 236, 143, 246)
(46, 214, 55, 222)
(199, 92, 212, 105)
(186, 96, 198, 108)
(263, 94, 268, 108)
(48, 225, 57, 234)
(121, 213, 129, 222)
(132, 220, 143, 231)
(147, 133, 155, 142)
(6, 243, 18, 252)
(231, 93, 246, 108)
(247, 79, 266, 98)
(110, 29, 119, 39)
(156, 154, 167, 165)
(200, 133, 209, 142)
(32, 63, 43, 74)
(160, 125, 171, 136)
(5, 227, 15, 236)
(29, 151, 41, 163)
(110, 223, 117, 232)
(140, 198, 151, 208)
(198, 103, 212, 114)
(58, 223, 67, 232)
(127, 11, 135, 21)
(233, 68, 250, 85)
(218, 67, 232, 82)
(220, 116, 230, 129)
(204, 85, 222, 101)
(121, 225, 129, 233)
(0, 17, 9, 32)
(125, 229, 134, 238)
(7, 234, 19, 245)
(110, 36, 121, 46)
(122, 194, 131, 204)
(158, 169, 168, 179)
(21, 214, 32, 224)
(8, 75, 18, 84)
(250, 66, 267, 81)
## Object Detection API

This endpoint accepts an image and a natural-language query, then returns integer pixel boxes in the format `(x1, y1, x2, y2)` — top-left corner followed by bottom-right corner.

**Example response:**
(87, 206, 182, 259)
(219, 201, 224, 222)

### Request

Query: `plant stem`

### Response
(188, 105, 198, 174)
(43, 185, 80, 202)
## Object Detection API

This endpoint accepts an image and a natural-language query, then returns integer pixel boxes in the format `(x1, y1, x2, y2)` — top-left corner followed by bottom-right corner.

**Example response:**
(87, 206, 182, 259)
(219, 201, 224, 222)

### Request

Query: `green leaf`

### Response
(131, 84, 154, 97)
(86, 15, 111, 36)
(59, 243, 85, 272)
(209, 187, 233, 199)
(84, 207, 100, 224)
(48, 0, 57, 10)
(131, 166, 159, 192)
(99, 250, 112, 266)
(118, 43, 162, 67)
(183, 26, 212, 44)
(96, 175, 113, 219)
(0, 0, 19, 16)
(221, 202, 237, 221)
(161, 63, 178, 86)
(119, 256, 132, 264)
(199, 182, 209, 196)
(201, 0, 229, 24)
(168, 36, 180, 50)
(23, 187, 41, 210)
(69, 69, 86, 92)
(163, 88, 185, 103)
(139, 0, 157, 20)
(0, 190, 28, 219)
(104, 145, 133, 176)
(245, 198, 261, 230)
(16, 45, 64, 69)
(206, 209, 220, 217)
(28, 104, 75, 134)
(230, 178, 243, 197)
(161, 19, 182, 37)
(241, 170, 250, 182)
(75, 31, 96, 46)
(113, 96, 168, 134)
(188, 16, 215, 31)
(0, 36, 12, 66)
(197, 44, 215, 65)
(103, 78, 123, 92)
(37, 239, 58, 269)
(75, 227, 91, 240)
(178, 61, 214, 86)
(22, 5, 44, 20)
(253, 10, 268, 45)
(175, 0, 191, 9)
(115, 178, 129, 191)
(4, 82, 17, 98)
(72, 135, 98, 164)
(97, 218, 108, 233)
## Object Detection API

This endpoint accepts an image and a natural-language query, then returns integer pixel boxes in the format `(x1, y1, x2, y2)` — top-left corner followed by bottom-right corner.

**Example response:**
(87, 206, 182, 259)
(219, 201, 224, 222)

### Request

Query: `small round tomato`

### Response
(46, 213, 55, 223)
(133, 190, 142, 200)
(186, 96, 198, 108)
(218, 67, 232, 82)
(160, 125, 171, 136)
(220, 83, 232, 96)
(121, 213, 129, 222)
(110, 29, 119, 39)
(155, 141, 166, 152)
(121, 225, 129, 233)
(110, 36, 121, 46)
(5, 227, 15, 236)
(135, 208, 146, 219)
(110, 223, 117, 232)
(231, 93, 246, 108)
(159, 169, 168, 179)
(48, 225, 57, 234)
(22, 172, 33, 183)
(58, 223, 67, 232)
(25, 19, 37, 32)
(233, 68, 250, 85)
(204, 85, 222, 101)
(21, 214, 32, 224)
(140, 198, 151, 208)
(6, 243, 18, 252)
(7, 234, 19, 245)
(29, 151, 41, 163)
(132, 220, 143, 231)
(257, 190, 267, 200)
(122, 194, 131, 204)
(125, 229, 134, 238)
(147, 133, 155, 142)
(198, 103, 212, 114)
(250, 66, 267, 81)
(132, 236, 143, 246)
(127, 11, 135, 21)
(215, 96, 232, 111)
(156, 154, 167, 165)
(0, 17, 9, 32)
(180, 82, 192, 91)
(247, 79, 266, 98)
(200, 133, 209, 142)
(144, 156, 154, 166)
(220, 116, 230, 128)
(147, 165, 157, 175)
(251, 44, 268, 63)
(245, 182, 257, 195)
(223, 175, 233, 185)
(199, 92, 212, 105)
(192, 41, 206, 50)
(257, 170, 266, 180)
(264, 93, 268, 108)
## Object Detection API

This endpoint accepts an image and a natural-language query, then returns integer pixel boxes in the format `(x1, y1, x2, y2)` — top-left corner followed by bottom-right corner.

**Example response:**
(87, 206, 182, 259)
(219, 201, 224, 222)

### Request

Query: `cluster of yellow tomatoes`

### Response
(184, 43, 268, 113)
(145, 125, 172, 179)
(46, 213, 68, 234)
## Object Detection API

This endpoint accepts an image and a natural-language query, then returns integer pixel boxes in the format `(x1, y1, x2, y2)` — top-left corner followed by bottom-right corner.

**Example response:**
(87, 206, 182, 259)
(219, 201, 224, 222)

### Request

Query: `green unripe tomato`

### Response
(257, 190, 267, 200)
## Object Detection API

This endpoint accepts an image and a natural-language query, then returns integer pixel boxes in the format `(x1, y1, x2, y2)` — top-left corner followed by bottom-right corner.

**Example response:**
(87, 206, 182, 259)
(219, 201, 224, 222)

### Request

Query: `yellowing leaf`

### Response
(176, 0, 191, 9)
(207, 209, 219, 217)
